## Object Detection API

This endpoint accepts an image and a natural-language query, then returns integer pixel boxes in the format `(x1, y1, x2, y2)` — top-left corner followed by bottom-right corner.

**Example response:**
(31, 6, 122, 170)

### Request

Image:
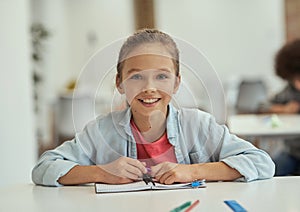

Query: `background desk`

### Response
(228, 114, 300, 139)
(0, 177, 299, 212)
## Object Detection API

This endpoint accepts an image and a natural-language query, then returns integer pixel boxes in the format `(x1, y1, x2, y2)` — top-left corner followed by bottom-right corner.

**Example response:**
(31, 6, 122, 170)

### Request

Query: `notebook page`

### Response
(95, 181, 150, 193)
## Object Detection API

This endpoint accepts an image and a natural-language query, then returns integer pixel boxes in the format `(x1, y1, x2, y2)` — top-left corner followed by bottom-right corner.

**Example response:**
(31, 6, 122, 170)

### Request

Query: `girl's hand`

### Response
(151, 162, 196, 184)
(98, 157, 147, 184)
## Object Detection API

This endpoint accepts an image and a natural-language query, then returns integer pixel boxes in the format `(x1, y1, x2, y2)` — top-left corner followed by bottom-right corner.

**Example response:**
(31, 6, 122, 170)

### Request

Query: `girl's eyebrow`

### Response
(127, 68, 141, 75)
(159, 68, 172, 73)
(126, 68, 172, 74)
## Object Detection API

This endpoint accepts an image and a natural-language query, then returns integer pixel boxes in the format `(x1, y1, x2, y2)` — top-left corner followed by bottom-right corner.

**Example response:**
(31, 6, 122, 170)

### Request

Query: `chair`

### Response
(235, 79, 267, 114)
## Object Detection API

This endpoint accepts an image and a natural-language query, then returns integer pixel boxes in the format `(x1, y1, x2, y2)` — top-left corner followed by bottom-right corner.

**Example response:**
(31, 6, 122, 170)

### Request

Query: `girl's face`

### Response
(117, 43, 180, 117)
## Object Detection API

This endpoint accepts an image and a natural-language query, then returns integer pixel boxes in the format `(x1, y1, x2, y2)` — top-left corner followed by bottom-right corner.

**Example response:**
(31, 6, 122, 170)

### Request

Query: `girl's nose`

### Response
(142, 87, 157, 93)
(142, 79, 157, 93)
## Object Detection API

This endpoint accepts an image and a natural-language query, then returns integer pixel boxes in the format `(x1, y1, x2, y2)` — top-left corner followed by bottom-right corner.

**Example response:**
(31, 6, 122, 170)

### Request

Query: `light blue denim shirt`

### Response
(32, 105, 275, 186)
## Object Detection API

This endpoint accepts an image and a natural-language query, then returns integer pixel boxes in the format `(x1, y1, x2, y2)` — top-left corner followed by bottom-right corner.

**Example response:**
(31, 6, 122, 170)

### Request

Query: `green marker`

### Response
(170, 201, 192, 212)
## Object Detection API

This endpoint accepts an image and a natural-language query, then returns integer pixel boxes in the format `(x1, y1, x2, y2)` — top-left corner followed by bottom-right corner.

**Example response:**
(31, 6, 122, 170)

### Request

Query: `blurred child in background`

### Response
(266, 39, 300, 175)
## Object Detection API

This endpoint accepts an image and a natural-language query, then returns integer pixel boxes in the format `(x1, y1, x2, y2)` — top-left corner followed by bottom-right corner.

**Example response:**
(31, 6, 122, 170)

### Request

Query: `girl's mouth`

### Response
(138, 98, 161, 105)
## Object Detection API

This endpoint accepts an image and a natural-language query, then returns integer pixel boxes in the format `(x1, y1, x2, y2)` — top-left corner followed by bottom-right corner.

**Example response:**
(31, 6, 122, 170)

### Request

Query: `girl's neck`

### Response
(132, 110, 167, 142)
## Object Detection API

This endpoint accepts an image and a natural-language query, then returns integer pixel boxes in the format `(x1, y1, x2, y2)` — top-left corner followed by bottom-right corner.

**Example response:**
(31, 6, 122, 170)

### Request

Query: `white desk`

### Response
(228, 114, 300, 138)
(0, 177, 299, 212)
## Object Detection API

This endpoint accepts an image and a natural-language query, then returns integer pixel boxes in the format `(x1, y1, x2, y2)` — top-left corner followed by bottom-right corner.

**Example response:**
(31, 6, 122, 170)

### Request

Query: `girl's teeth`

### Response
(143, 99, 158, 103)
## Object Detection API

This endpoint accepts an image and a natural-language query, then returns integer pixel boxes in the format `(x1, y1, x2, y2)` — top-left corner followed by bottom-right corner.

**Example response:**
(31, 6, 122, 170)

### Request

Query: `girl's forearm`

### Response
(57, 165, 133, 185)
(57, 165, 103, 185)
(193, 162, 242, 181)
(269, 104, 286, 113)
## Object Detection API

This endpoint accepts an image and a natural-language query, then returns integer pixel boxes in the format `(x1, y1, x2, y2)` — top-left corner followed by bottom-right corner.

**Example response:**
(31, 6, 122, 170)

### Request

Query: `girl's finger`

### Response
(125, 163, 144, 178)
(164, 174, 176, 185)
(127, 158, 147, 174)
(158, 171, 173, 184)
(123, 170, 140, 180)
(150, 163, 164, 177)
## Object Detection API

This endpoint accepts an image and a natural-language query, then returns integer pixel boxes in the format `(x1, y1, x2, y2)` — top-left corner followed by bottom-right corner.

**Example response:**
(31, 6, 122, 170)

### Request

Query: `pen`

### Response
(170, 201, 191, 212)
(184, 200, 200, 212)
(146, 167, 151, 173)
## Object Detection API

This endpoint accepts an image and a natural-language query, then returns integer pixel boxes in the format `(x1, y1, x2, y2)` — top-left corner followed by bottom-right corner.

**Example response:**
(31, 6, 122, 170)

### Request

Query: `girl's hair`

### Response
(117, 29, 179, 80)
(275, 39, 300, 80)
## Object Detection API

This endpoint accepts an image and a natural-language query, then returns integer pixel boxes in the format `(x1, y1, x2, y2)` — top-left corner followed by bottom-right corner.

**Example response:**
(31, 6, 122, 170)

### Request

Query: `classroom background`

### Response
(1, 0, 300, 187)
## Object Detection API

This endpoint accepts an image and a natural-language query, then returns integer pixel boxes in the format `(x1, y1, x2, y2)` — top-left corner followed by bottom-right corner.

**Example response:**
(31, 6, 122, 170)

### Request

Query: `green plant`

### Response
(31, 23, 50, 112)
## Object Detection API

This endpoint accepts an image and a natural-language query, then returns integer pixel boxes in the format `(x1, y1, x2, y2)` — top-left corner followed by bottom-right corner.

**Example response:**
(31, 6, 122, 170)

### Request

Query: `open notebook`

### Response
(95, 179, 206, 194)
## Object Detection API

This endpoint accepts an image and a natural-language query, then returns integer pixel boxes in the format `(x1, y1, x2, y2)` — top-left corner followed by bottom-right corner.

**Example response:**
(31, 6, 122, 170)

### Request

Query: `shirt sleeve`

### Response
(31, 135, 94, 187)
(206, 114, 275, 182)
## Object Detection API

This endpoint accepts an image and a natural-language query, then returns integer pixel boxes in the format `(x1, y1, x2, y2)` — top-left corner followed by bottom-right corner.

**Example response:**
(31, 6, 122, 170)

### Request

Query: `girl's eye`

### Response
(130, 74, 142, 80)
(156, 74, 168, 80)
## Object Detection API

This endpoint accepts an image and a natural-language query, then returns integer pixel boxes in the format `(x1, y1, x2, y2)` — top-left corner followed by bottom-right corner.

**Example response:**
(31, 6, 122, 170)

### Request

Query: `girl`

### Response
(32, 29, 274, 186)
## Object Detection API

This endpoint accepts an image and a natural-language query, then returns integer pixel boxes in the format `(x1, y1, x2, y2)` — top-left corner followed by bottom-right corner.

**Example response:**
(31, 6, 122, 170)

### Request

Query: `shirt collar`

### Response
(118, 107, 132, 136)
(118, 104, 179, 141)
(166, 104, 179, 140)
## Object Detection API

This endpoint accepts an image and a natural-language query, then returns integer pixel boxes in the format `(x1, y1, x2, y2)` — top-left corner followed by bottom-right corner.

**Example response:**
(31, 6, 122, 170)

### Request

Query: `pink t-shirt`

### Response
(130, 119, 177, 167)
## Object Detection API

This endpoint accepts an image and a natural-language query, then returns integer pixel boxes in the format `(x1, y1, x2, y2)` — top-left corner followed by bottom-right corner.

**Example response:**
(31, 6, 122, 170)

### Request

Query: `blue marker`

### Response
(191, 181, 201, 188)
(224, 200, 247, 212)
(191, 179, 205, 188)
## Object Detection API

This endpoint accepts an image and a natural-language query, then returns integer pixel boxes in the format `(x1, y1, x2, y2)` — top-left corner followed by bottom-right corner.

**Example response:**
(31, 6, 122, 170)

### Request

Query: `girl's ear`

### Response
(173, 75, 181, 94)
(116, 74, 125, 94)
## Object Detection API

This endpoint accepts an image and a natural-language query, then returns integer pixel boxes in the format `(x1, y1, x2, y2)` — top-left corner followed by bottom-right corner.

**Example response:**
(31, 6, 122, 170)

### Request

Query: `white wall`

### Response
(31, 0, 135, 143)
(65, 0, 135, 81)
(0, 0, 36, 187)
(155, 0, 286, 96)
(32, 0, 135, 103)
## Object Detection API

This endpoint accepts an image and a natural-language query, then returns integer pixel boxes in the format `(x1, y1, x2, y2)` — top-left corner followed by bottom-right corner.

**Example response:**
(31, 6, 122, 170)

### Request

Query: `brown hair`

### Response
(116, 29, 179, 80)
(275, 39, 300, 80)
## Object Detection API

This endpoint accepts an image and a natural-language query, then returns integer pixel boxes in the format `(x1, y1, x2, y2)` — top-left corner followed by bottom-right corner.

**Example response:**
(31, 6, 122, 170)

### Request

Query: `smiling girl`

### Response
(32, 29, 274, 186)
